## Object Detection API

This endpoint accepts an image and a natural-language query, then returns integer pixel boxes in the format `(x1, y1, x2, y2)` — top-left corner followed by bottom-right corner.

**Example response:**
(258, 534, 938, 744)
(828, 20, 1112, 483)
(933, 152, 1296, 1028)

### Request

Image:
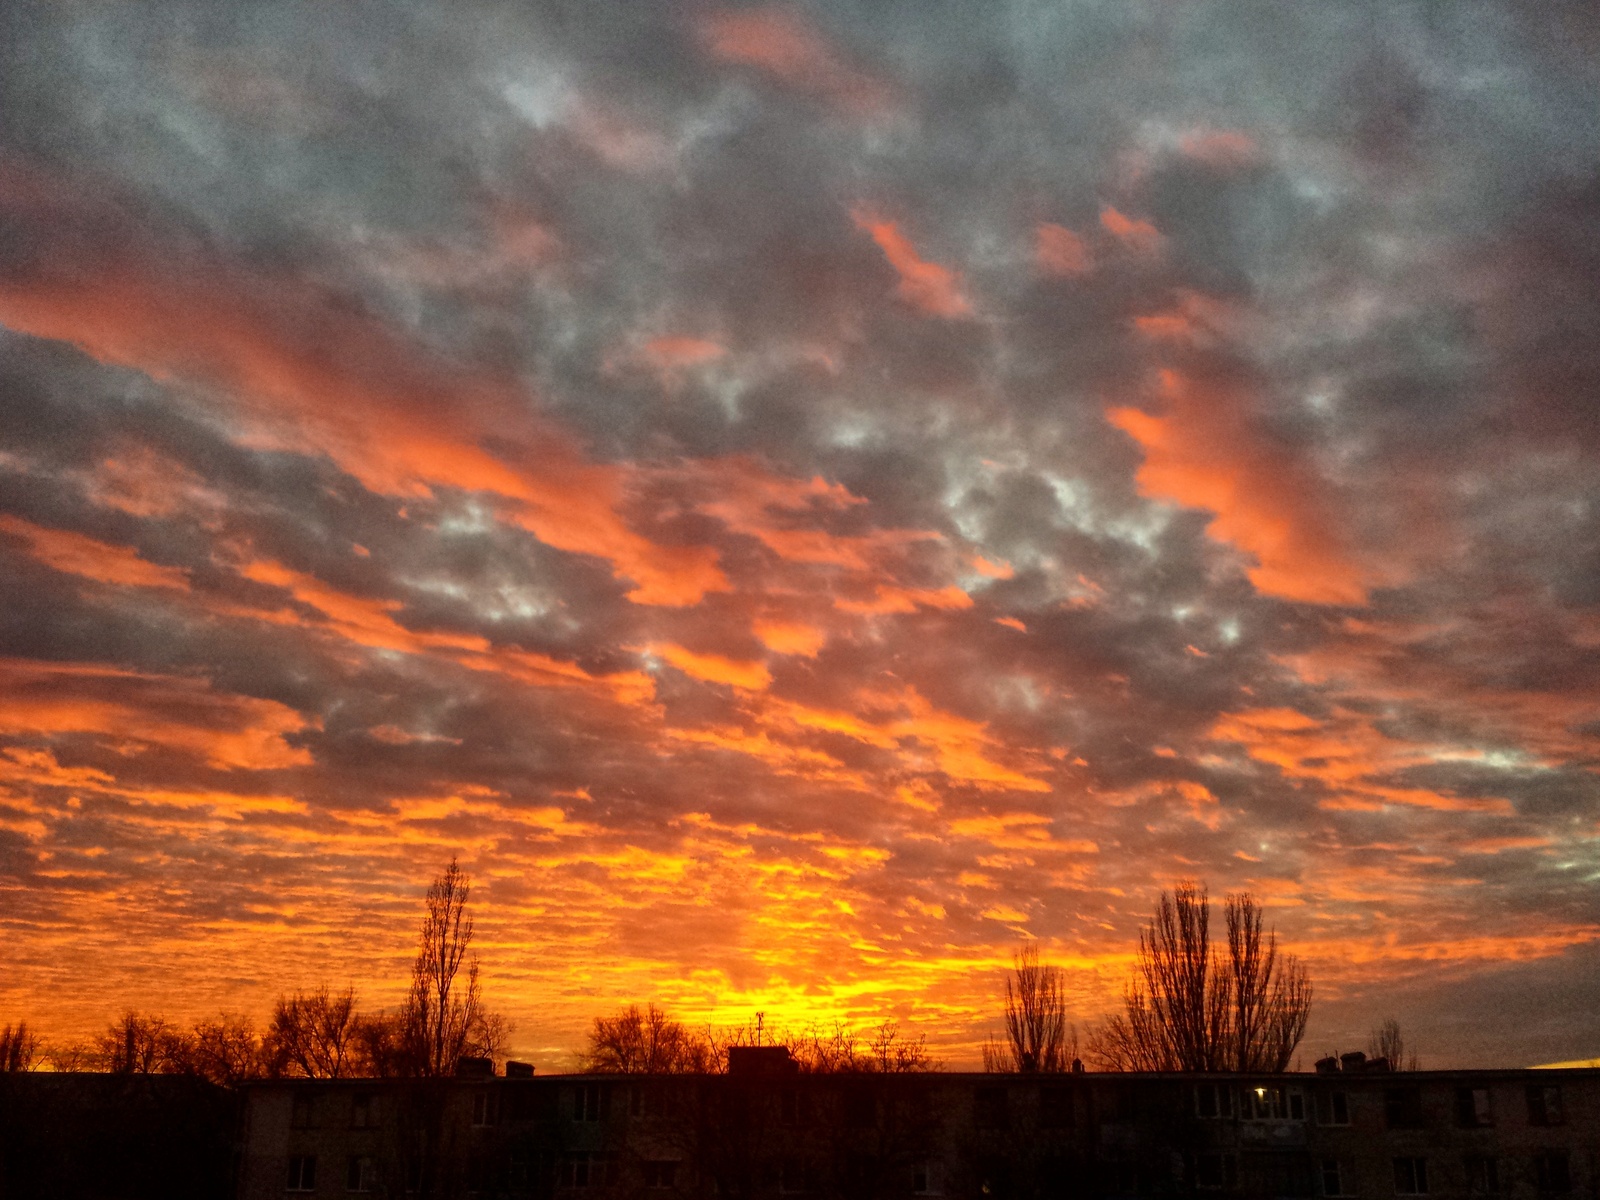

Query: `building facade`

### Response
(236, 1065, 1599, 1200)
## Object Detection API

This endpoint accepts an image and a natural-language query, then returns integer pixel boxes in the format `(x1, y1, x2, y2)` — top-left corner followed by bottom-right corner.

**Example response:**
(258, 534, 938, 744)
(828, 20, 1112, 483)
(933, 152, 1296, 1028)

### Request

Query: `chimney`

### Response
(1339, 1051, 1367, 1073)
(454, 1056, 494, 1078)
(1315, 1056, 1340, 1074)
(504, 1061, 535, 1079)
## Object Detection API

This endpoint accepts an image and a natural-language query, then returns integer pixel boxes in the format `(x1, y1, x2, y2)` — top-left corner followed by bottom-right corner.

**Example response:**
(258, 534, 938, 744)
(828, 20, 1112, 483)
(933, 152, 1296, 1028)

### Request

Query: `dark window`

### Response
(287, 1154, 317, 1192)
(574, 1083, 608, 1122)
(1196, 1083, 1233, 1119)
(346, 1154, 374, 1192)
(630, 1086, 644, 1118)
(291, 1094, 318, 1130)
(1315, 1091, 1350, 1126)
(779, 1088, 801, 1126)
(1385, 1088, 1424, 1129)
(1394, 1157, 1429, 1195)
(780, 1158, 815, 1194)
(473, 1089, 497, 1127)
(643, 1161, 678, 1189)
(1289, 1090, 1306, 1120)
(1456, 1088, 1492, 1128)
(1197, 1153, 1237, 1190)
(561, 1152, 617, 1190)
(1321, 1159, 1344, 1197)
(351, 1093, 372, 1129)
(975, 1086, 1009, 1130)
(1466, 1156, 1500, 1194)
(844, 1086, 876, 1128)
(1248, 1153, 1313, 1197)
(1040, 1085, 1075, 1128)
(1535, 1152, 1571, 1195)
(1526, 1086, 1564, 1126)
(913, 1161, 945, 1195)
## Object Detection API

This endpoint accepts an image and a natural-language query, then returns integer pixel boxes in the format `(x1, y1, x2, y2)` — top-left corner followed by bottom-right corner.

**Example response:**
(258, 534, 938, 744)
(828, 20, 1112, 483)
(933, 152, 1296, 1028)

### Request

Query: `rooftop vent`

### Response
(727, 1046, 799, 1077)
(504, 1061, 535, 1079)
(455, 1056, 494, 1078)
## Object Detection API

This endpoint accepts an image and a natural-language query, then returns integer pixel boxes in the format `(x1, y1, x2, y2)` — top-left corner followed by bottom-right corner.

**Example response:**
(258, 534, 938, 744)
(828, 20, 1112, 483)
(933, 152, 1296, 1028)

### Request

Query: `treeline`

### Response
(0, 874, 1417, 1083)
(0, 858, 506, 1085)
(579, 1005, 938, 1075)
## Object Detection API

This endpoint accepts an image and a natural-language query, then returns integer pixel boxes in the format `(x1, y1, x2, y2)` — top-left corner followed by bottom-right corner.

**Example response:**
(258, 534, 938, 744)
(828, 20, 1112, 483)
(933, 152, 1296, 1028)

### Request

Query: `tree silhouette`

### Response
(403, 857, 485, 1076)
(983, 942, 1076, 1072)
(0, 1021, 41, 1072)
(268, 987, 361, 1078)
(583, 1003, 715, 1073)
(1369, 1017, 1420, 1070)
(1089, 883, 1311, 1072)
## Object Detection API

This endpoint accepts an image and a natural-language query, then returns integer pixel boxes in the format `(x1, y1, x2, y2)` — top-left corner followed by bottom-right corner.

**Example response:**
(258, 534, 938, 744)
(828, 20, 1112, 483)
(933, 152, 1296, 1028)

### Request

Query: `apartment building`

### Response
(235, 1061, 1598, 1200)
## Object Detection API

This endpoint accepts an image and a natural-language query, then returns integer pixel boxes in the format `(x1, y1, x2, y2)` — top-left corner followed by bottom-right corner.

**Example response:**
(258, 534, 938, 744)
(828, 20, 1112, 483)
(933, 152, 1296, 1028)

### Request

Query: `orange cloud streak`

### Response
(1108, 370, 1383, 605)
(853, 210, 973, 319)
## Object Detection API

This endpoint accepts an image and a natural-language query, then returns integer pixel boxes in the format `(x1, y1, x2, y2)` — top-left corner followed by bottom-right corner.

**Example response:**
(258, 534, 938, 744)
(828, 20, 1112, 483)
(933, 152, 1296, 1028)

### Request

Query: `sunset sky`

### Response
(2, 2, 1598, 1071)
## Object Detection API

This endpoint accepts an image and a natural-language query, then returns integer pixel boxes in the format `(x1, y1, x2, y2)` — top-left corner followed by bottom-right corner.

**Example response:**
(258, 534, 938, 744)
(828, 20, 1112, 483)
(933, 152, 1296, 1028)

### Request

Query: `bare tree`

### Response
(267, 986, 361, 1078)
(583, 1003, 714, 1073)
(1369, 1018, 1420, 1071)
(96, 1011, 190, 1073)
(188, 1013, 268, 1085)
(866, 1019, 939, 1073)
(1088, 883, 1312, 1073)
(986, 942, 1075, 1072)
(404, 857, 484, 1076)
(0, 1021, 41, 1072)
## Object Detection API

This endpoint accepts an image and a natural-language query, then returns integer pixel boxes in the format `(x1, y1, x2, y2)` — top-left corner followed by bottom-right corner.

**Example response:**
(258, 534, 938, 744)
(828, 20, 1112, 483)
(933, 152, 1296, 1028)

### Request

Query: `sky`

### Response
(1, 1, 1598, 1071)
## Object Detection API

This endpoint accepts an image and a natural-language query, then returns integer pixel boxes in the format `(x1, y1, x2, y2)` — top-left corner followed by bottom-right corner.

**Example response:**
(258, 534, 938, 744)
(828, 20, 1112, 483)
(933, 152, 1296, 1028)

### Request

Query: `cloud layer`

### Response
(0, 1, 1597, 1067)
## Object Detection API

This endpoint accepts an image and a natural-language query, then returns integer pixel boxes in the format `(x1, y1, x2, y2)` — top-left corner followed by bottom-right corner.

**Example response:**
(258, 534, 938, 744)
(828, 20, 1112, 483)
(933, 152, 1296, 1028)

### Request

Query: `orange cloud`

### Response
(698, 7, 894, 116)
(1099, 205, 1162, 253)
(0, 659, 312, 771)
(1107, 369, 1382, 605)
(852, 210, 973, 319)
(1209, 706, 1515, 813)
(753, 620, 827, 657)
(642, 336, 727, 369)
(1035, 222, 1092, 277)
(0, 172, 726, 607)
(0, 515, 190, 593)
(650, 643, 773, 691)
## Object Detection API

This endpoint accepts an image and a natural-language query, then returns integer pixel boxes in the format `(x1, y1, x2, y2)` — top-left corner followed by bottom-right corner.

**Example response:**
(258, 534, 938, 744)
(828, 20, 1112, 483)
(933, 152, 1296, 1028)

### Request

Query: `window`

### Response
(1246, 1085, 1298, 1120)
(1320, 1159, 1346, 1197)
(574, 1083, 608, 1122)
(779, 1088, 801, 1126)
(1526, 1086, 1564, 1126)
(346, 1155, 375, 1193)
(780, 1158, 816, 1194)
(913, 1161, 945, 1196)
(1534, 1152, 1571, 1195)
(975, 1086, 1009, 1130)
(1466, 1156, 1500, 1195)
(1393, 1157, 1429, 1195)
(1196, 1083, 1234, 1119)
(630, 1085, 645, 1118)
(844, 1086, 876, 1128)
(1456, 1088, 1492, 1128)
(291, 1094, 318, 1130)
(1040, 1085, 1075, 1128)
(472, 1089, 497, 1127)
(560, 1152, 617, 1190)
(287, 1155, 317, 1192)
(643, 1161, 678, 1190)
(1316, 1091, 1350, 1126)
(351, 1094, 372, 1129)
(1385, 1088, 1424, 1130)
(1196, 1153, 1238, 1190)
